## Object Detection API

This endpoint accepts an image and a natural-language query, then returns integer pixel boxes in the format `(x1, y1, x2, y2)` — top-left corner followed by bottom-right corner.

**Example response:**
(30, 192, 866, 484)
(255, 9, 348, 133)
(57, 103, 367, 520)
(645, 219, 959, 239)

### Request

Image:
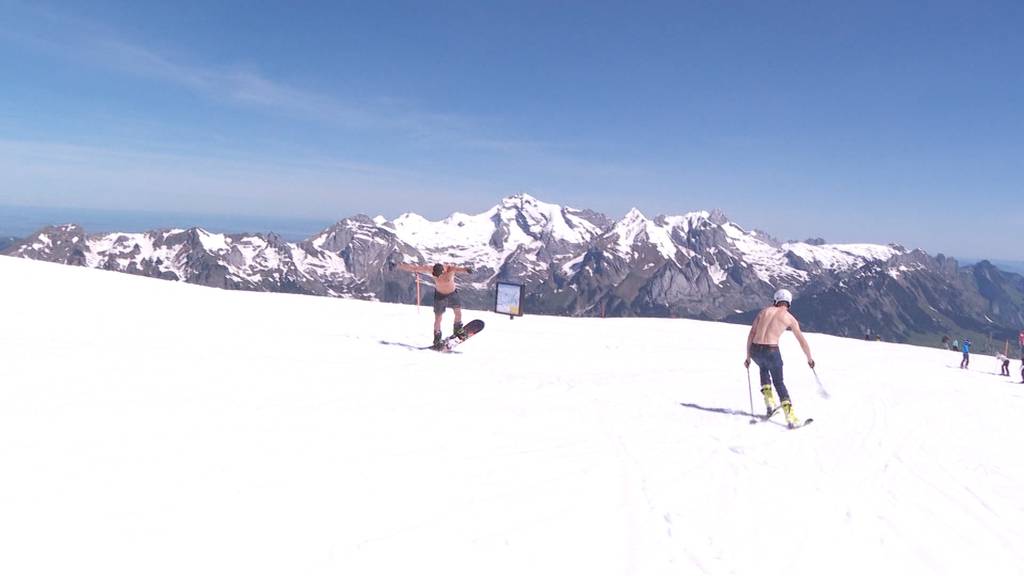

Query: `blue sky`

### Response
(0, 1, 1021, 259)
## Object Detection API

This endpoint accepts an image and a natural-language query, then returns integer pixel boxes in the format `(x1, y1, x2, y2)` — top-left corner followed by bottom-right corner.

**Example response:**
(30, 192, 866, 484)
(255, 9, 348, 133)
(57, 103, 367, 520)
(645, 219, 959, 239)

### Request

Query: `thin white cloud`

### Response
(86, 37, 399, 132)
(0, 3, 550, 152)
(0, 2, 668, 222)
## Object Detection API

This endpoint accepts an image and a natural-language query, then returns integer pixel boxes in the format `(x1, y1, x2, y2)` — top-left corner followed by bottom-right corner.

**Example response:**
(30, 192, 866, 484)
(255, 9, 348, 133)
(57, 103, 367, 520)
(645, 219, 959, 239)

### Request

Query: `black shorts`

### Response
(433, 289, 461, 314)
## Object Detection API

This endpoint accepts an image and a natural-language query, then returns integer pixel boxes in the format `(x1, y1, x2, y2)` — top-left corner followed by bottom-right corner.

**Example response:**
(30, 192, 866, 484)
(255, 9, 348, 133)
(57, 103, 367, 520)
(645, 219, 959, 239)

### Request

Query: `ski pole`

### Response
(746, 365, 757, 424)
(812, 367, 830, 399)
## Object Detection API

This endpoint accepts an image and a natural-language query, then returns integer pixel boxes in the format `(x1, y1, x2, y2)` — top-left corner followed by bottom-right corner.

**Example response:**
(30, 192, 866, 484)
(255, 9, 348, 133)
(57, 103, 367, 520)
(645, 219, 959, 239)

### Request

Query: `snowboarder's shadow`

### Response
(677, 402, 787, 428)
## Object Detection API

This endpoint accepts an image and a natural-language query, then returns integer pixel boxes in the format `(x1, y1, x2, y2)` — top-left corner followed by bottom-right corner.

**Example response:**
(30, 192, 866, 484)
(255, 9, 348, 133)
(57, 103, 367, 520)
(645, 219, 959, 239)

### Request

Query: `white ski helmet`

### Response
(773, 288, 793, 306)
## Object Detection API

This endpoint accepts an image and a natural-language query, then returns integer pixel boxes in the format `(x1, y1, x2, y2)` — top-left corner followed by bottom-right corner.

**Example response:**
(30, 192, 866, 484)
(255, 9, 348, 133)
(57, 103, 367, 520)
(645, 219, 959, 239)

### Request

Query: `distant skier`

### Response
(744, 288, 816, 428)
(960, 339, 972, 369)
(996, 352, 1010, 376)
(398, 262, 473, 349)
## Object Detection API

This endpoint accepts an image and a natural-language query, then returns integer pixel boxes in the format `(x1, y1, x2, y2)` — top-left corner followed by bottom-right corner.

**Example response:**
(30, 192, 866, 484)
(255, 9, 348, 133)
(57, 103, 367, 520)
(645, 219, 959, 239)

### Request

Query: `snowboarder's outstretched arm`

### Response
(398, 263, 433, 274)
(398, 263, 473, 274)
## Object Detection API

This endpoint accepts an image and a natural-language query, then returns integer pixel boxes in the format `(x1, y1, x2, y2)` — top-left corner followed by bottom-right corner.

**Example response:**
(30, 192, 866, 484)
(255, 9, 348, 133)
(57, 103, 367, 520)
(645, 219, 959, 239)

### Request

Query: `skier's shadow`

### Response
(677, 402, 786, 427)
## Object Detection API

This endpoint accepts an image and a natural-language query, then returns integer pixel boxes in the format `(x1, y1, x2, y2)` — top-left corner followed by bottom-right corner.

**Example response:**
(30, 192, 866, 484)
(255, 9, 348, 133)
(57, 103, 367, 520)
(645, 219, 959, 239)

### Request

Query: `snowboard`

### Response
(435, 319, 485, 352)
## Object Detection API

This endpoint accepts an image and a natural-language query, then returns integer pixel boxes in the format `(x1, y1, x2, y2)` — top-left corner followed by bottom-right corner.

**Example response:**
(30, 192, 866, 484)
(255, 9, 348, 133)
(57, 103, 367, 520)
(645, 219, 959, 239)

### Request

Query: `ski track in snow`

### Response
(1, 256, 1023, 576)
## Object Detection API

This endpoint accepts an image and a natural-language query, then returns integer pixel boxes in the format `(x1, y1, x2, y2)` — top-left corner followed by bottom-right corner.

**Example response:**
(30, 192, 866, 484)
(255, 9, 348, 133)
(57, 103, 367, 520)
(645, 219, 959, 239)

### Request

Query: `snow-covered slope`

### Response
(2, 255, 1022, 576)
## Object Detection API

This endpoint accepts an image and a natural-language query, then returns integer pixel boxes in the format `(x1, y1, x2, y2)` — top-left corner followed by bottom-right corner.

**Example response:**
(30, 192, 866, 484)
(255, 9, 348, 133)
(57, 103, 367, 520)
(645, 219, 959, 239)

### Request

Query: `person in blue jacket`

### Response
(960, 339, 972, 369)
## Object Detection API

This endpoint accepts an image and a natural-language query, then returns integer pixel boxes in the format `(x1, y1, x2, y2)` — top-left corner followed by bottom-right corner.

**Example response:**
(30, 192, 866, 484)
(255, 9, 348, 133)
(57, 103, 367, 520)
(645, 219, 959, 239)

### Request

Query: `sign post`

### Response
(494, 282, 525, 319)
(415, 274, 421, 313)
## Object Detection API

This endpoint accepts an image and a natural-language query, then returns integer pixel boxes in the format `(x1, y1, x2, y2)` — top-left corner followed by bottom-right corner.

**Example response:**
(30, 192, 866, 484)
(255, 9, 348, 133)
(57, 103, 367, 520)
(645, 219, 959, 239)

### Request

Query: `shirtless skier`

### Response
(744, 288, 816, 428)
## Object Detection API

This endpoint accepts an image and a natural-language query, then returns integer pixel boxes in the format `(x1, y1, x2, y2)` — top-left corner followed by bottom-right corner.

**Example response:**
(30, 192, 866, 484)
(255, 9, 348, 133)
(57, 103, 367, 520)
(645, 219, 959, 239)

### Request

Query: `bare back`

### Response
(749, 306, 797, 345)
(746, 304, 815, 365)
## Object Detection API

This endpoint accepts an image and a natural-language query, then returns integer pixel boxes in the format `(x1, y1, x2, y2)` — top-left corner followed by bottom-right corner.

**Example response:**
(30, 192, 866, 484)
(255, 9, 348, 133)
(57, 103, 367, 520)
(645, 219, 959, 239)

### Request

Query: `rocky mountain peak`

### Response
(708, 209, 729, 226)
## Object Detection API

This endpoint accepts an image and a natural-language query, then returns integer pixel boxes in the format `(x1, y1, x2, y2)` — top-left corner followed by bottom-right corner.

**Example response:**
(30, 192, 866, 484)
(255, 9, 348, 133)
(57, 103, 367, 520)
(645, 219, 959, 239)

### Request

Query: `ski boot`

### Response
(432, 330, 443, 350)
(781, 400, 801, 428)
(761, 385, 778, 417)
(453, 321, 467, 340)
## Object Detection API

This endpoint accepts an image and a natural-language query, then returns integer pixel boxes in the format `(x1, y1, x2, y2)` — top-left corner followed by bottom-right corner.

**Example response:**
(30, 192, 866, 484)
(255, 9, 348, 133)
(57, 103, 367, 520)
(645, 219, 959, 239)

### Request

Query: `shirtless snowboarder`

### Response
(398, 262, 473, 349)
(744, 288, 816, 428)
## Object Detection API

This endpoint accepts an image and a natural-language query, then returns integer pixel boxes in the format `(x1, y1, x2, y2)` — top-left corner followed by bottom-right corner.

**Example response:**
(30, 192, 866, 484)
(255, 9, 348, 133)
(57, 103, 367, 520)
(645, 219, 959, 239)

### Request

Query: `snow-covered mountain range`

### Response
(5, 193, 1022, 345)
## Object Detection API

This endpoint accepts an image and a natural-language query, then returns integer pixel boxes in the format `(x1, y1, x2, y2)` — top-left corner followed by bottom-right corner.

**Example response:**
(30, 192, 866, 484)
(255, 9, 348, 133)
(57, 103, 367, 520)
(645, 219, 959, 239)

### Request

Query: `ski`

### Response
(787, 418, 814, 429)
